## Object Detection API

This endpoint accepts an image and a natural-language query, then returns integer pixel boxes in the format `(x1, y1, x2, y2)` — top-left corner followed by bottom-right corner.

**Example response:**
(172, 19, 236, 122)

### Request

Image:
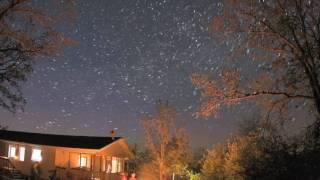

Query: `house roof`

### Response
(0, 130, 121, 149)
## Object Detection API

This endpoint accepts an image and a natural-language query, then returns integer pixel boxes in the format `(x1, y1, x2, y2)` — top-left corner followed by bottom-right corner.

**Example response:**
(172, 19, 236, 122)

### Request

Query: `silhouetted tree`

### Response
(0, 125, 8, 130)
(187, 147, 205, 174)
(193, 1, 320, 178)
(0, 0, 75, 112)
(201, 115, 320, 179)
(192, 0, 320, 126)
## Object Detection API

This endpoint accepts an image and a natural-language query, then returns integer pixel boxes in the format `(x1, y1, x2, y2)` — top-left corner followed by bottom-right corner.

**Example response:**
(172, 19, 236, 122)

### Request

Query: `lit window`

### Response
(111, 157, 117, 173)
(111, 157, 121, 173)
(31, 149, 42, 162)
(80, 157, 87, 167)
(117, 160, 121, 172)
(8, 145, 16, 158)
(19, 147, 26, 161)
(19, 147, 25, 161)
(106, 156, 112, 173)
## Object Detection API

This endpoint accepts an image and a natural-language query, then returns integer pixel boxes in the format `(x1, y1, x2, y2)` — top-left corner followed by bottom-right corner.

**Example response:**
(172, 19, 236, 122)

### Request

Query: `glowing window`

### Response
(8, 145, 16, 158)
(19, 147, 25, 161)
(111, 157, 122, 173)
(31, 149, 42, 162)
(80, 157, 87, 167)
(111, 158, 117, 173)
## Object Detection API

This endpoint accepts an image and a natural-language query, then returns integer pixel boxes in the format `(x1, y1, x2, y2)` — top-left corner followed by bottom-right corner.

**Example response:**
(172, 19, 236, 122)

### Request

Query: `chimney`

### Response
(110, 129, 115, 140)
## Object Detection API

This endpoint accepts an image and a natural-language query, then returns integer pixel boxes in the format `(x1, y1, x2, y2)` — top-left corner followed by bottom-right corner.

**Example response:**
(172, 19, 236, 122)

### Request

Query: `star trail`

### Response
(0, 0, 262, 147)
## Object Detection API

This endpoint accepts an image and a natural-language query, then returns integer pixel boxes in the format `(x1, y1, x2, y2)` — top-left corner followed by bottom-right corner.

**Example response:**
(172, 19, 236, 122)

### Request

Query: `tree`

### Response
(184, 168, 201, 180)
(193, 2, 320, 177)
(141, 101, 188, 180)
(201, 143, 226, 179)
(192, 0, 320, 125)
(187, 147, 205, 174)
(0, 0, 75, 112)
(200, 114, 320, 179)
(200, 117, 281, 179)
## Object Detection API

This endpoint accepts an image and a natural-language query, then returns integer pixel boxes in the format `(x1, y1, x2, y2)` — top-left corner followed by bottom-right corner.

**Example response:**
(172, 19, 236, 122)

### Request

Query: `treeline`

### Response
(201, 120, 320, 180)
(133, 102, 320, 180)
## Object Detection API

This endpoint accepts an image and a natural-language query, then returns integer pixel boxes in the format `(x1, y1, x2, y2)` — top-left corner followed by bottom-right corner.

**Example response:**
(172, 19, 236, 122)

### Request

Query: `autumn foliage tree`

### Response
(141, 101, 187, 180)
(194, 2, 320, 178)
(192, 0, 320, 127)
(200, 116, 319, 179)
(0, 0, 75, 112)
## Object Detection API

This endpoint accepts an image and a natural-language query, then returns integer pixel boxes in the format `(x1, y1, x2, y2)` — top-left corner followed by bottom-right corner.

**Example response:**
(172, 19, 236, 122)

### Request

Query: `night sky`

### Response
(0, 0, 306, 148)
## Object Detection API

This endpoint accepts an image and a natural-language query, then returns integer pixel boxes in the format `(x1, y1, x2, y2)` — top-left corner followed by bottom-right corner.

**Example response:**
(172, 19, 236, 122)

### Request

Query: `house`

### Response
(0, 130, 134, 180)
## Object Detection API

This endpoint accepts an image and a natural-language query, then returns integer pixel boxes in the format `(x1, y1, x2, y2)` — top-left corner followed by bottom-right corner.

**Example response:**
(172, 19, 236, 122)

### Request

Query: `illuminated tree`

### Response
(201, 143, 226, 179)
(200, 114, 320, 179)
(142, 101, 187, 180)
(0, 0, 75, 112)
(192, 0, 320, 125)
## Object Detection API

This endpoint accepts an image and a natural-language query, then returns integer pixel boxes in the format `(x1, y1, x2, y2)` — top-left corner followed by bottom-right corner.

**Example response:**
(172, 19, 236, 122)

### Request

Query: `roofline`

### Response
(0, 130, 122, 139)
(0, 130, 122, 149)
(97, 138, 135, 158)
(98, 137, 124, 150)
(0, 139, 101, 152)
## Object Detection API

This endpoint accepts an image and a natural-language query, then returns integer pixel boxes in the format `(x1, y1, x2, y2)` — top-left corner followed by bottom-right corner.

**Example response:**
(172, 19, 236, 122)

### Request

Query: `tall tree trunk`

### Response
(308, 70, 320, 117)
(159, 163, 164, 180)
(306, 68, 320, 143)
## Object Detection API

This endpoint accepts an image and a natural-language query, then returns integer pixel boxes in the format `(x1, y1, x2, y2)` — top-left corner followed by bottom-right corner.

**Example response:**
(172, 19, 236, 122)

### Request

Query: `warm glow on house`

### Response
(0, 130, 134, 179)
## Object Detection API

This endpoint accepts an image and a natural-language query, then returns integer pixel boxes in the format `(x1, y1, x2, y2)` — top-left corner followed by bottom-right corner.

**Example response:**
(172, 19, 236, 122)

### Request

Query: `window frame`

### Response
(80, 156, 87, 168)
(31, 148, 42, 162)
(111, 157, 122, 173)
(19, 146, 25, 161)
(8, 145, 17, 159)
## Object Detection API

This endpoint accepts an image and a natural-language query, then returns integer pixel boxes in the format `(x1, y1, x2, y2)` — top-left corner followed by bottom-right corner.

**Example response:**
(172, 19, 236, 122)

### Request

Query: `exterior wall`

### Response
(95, 139, 135, 180)
(55, 149, 69, 168)
(0, 140, 56, 178)
(93, 155, 101, 171)
(54, 147, 105, 179)
(0, 141, 6, 156)
(54, 147, 97, 169)
(97, 139, 134, 158)
(54, 139, 134, 180)
(0, 138, 134, 180)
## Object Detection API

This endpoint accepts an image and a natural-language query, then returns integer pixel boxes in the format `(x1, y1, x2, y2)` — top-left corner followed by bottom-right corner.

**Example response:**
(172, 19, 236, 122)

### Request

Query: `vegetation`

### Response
(200, 115, 320, 179)
(140, 101, 188, 180)
(4, 0, 320, 179)
(0, 0, 75, 112)
(192, 0, 320, 124)
(190, 0, 320, 179)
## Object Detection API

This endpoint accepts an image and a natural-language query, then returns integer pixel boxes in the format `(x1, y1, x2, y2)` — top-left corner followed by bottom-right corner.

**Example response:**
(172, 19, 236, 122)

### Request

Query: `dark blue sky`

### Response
(1, 0, 303, 147)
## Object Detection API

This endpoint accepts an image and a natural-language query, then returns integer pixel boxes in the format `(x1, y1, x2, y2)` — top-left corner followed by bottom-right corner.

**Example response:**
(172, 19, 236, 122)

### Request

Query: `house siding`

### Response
(0, 138, 134, 180)
(0, 140, 56, 178)
(0, 140, 7, 157)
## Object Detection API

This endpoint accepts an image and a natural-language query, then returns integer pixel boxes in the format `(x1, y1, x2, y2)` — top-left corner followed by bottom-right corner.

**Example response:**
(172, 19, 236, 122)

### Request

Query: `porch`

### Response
(55, 167, 123, 180)
(0, 156, 27, 180)
(54, 150, 133, 180)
